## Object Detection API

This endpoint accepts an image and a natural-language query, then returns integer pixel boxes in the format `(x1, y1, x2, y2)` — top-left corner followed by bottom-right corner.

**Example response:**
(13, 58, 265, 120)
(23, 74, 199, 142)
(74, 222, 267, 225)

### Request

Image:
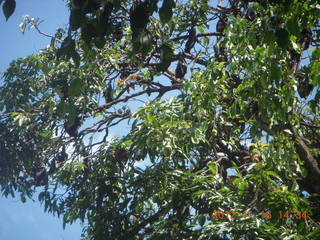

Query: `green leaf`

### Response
(57, 101, 68, 117)
(67, 102, 77, 126)
(2, 0, 15, 20)
(263, 30, 276, 44)
(307, 228, 320, 238)
(19, 22, 26, 34)
(44, 199, 49, 212)
(207, 163, 217, 175)
(270, 61, 281, 84)
(146, 113, 155, 124)
(159, 0, 174, 24)
(285, 17, 300, 37)
(38, 192, 46, 202)
(275, 28, 290, 49)
(40, 129, 52, 139)
(198, 214, 206, 226)
(311, 48, 320, 85)
(238, 181, 248, 191)
(197, 25, 205, 34)
(62, 214, 67, 229)
(20, 194, 26, 203)
(68, 78, 82, 96)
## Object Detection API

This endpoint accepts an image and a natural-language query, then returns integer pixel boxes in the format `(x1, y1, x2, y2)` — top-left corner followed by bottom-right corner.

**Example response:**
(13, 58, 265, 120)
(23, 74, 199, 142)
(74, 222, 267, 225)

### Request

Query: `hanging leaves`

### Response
(130, 3, 149, 31)
(156, 44, 173, 72)
(69, 9, 84, 31)
(159, 0, 175, 24)
(56, 37, 80, 66)
(68, 78, 83, 97)
(133, 30, 153, 54)
(2, 0, 15, 21)
(275, 28, 290, 49)
(81, 23, 96, 44)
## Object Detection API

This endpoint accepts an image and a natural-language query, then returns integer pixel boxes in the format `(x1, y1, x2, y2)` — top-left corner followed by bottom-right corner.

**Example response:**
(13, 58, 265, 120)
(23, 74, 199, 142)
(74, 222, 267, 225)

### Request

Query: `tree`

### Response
(1, 0, 320, 239)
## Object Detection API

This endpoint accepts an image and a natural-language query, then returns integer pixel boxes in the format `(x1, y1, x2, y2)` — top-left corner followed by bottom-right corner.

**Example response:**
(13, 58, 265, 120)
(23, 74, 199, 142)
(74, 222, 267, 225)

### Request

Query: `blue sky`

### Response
(0, 1, 82, 239)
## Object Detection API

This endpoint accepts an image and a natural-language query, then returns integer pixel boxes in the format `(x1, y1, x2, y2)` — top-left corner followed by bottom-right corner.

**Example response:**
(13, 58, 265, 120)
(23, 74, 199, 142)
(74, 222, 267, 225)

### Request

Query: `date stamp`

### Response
(210, 209, 308, 221)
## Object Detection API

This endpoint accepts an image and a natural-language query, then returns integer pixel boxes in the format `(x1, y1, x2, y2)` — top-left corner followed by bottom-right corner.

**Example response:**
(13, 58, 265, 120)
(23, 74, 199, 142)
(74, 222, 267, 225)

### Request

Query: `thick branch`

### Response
(128, 206, 169, 238)
(295, 137, 320, 179)
(260, 122, 320, 194)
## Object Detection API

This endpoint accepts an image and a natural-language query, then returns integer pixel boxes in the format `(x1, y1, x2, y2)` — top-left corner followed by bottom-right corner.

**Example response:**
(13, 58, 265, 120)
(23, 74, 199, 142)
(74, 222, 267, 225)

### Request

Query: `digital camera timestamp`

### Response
(210, 209, 308, 221)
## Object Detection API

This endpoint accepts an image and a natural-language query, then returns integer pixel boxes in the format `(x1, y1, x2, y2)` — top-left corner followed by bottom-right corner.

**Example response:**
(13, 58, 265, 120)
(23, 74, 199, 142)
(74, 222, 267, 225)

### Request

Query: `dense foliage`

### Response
(1, 0, 320, 239)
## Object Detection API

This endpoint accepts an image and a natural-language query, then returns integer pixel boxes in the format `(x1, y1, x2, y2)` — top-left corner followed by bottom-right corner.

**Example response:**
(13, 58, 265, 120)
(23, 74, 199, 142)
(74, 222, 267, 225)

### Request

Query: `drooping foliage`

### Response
(1, 0, 320, 239)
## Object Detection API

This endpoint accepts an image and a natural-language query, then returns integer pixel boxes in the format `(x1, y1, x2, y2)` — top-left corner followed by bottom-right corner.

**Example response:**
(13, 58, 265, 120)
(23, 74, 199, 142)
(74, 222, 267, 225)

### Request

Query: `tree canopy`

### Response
(1, 0, 320, 239)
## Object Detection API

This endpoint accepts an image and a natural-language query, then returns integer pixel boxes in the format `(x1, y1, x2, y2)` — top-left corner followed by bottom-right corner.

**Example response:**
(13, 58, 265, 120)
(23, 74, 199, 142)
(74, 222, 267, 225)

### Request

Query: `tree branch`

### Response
(128, 206, 170, 238)
(95, 85, 180, 114)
